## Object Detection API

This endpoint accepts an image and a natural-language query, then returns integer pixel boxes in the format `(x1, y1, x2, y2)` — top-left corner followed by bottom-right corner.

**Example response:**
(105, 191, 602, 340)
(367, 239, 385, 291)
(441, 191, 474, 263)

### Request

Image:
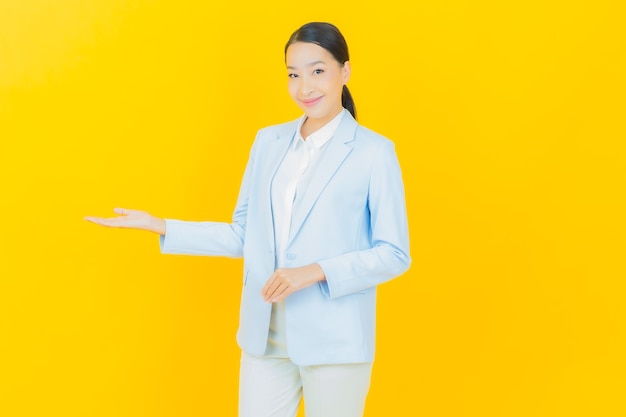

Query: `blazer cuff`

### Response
(317, 280, 331, 299)
(159, 219, 211, 255)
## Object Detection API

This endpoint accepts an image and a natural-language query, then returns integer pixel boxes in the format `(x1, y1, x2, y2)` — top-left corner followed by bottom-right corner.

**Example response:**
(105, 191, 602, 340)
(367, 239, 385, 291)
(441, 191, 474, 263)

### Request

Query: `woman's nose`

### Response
(299, 77, 313, 96)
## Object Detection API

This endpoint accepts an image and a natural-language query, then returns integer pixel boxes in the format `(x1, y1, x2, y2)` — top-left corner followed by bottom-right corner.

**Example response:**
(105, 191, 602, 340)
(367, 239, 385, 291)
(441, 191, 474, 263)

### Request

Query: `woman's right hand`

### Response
(84, 208, 166, 235)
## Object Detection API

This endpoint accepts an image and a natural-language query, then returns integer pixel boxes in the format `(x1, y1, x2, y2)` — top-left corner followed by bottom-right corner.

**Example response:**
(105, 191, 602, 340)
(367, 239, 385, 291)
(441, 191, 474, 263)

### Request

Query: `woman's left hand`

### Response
(261, 264, 326, 303)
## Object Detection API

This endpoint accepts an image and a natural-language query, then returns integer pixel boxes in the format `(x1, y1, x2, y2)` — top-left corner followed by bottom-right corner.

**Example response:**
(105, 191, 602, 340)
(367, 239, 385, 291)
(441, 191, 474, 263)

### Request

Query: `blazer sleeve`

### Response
(317, 139, 411, 299)
(158, 132, 259, 257)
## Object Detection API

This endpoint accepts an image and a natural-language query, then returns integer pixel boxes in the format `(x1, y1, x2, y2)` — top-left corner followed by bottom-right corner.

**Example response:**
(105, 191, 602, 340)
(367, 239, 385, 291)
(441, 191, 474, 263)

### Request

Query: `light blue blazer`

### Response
(160, 111, 410, 366)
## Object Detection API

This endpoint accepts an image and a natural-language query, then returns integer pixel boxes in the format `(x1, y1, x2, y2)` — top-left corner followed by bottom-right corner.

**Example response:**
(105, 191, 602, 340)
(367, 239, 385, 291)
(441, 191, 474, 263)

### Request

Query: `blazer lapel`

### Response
(288, 114, 358, 242)
(263, 122, 298, 178)
(261, 120, 298, 251)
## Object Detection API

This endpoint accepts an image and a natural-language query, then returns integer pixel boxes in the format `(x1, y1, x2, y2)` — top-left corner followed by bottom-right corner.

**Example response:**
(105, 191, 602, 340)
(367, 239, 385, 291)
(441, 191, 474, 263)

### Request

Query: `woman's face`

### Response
(286, 42, 350, 128)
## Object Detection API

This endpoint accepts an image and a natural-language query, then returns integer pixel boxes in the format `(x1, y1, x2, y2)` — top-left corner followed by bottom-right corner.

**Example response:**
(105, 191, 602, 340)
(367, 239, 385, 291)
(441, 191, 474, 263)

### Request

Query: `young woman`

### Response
(86, 22, 410, 417)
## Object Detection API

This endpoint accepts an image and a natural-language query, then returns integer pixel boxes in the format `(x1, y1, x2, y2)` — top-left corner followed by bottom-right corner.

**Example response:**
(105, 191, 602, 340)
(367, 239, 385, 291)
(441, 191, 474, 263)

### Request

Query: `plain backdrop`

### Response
(1, 1, 624, 416)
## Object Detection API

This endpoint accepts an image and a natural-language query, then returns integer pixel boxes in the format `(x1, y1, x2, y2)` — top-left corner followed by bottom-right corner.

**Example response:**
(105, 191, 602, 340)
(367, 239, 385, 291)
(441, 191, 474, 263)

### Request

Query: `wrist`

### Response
(312, 263, 326, 282)
(150, 217, 166, 235)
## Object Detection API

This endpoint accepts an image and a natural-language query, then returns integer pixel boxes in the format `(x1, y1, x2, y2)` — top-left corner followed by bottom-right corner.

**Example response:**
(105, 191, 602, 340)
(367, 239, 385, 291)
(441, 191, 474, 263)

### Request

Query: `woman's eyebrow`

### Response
(286, 60, 326, 70)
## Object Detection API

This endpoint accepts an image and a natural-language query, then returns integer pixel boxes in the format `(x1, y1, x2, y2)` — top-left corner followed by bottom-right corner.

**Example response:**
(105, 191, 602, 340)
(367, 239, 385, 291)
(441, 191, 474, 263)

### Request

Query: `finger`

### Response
(262, 280, 281, 302)
(263, 278, 287, 302)
(114, 208, 129, 216)
(84, 216, 114, 227)
(262, 271, 283, 297)
(266, 282, 288, 303)
(271, 285, 291, 303)
(261, 274, 276, 298)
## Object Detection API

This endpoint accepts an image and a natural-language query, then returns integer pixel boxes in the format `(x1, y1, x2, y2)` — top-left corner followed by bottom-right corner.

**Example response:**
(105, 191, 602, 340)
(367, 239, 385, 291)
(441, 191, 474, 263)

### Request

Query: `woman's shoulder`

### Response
(339, 112, 393, 147)
(256, 118, 300, 138)
(355, 123, 390, 143)
(349, 121, 397, 156)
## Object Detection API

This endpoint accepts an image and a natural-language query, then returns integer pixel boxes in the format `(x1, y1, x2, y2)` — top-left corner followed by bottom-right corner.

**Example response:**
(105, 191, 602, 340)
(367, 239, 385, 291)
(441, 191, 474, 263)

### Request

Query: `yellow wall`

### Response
(1, 1, 624, 416)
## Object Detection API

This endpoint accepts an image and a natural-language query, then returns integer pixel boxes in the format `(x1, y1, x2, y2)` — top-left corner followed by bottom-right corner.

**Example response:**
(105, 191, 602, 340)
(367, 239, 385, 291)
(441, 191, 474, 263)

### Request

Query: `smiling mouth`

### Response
(301, 97, 322, 106)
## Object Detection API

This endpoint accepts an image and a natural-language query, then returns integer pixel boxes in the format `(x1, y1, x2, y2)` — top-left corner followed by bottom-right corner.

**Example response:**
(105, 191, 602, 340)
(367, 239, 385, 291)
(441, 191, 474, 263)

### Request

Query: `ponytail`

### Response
(342, 85, 357, 120)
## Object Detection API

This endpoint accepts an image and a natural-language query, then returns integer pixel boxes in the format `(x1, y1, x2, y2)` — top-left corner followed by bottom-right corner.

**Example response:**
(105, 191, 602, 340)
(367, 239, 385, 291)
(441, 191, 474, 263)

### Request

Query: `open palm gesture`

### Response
(85, 208, 166, 235)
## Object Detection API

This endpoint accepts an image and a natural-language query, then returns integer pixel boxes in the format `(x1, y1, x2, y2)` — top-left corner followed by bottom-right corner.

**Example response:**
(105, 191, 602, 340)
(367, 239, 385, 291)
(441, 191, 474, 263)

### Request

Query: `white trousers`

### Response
(239, 351, 373, 417)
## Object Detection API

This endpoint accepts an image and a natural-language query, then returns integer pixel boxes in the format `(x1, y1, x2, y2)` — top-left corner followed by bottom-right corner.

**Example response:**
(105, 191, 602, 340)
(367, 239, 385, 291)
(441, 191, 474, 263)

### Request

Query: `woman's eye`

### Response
(313, 69, 324, 75)
(288, 73, 298, 78)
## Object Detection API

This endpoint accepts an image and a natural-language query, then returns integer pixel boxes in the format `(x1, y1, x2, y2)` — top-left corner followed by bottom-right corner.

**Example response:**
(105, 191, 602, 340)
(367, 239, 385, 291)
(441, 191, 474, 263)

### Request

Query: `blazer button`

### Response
(286, 253, 296, 260)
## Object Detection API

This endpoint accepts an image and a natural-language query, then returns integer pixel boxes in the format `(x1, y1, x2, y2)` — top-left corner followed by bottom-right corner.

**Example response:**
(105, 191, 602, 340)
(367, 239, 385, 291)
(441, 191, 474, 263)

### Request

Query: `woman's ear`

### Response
(342, 61, 351, 84)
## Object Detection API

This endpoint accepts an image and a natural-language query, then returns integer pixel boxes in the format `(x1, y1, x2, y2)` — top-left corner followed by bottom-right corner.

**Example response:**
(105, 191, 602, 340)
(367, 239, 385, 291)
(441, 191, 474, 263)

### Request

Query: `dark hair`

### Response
(285, 22, 356, 120)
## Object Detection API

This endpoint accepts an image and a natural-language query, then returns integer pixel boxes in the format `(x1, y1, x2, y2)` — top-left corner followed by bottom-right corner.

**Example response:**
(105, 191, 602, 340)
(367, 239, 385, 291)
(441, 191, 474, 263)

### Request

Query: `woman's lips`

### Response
(301, 96, 322, 107)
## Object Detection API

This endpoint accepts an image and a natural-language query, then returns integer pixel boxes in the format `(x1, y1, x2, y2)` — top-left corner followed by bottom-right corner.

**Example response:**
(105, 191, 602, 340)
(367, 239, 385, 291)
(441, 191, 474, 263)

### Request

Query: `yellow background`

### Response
(1, 0, 624, 416)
